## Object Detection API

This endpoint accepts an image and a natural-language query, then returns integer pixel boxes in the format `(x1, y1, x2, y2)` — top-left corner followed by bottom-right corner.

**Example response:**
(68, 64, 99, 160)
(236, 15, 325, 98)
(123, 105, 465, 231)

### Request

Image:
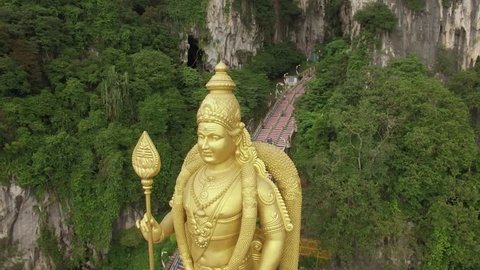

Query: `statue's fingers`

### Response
(141, 221, 149, 232)
(149, 217, 155, 226)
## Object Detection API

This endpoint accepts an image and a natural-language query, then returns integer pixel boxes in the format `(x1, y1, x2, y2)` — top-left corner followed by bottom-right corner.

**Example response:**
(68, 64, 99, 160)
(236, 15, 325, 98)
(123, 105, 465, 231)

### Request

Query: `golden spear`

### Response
(132, 131, 161, 270)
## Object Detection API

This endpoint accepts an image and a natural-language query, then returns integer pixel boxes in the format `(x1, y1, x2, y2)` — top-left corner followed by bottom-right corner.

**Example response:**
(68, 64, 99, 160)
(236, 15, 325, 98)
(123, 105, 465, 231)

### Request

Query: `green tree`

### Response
(446, 66, 480, 134)
(0, 57, 31, 97)
(295, 44, 480, 268)
(129, 49, 176, 101)
(403, 0, 425, 12)
(354, 2, 398, 34)
(435, 46, 458, 77)
(163, 0, 209, 29)
(248, 42, 303, 80)
(230, 68, 272, 122)
(99, 66, 131, 121)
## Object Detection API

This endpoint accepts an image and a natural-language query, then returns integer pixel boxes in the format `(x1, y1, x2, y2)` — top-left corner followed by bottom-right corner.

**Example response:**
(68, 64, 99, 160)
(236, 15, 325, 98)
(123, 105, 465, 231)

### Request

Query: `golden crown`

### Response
(197, 62, 241, 130)
(205, 61, 236, 93)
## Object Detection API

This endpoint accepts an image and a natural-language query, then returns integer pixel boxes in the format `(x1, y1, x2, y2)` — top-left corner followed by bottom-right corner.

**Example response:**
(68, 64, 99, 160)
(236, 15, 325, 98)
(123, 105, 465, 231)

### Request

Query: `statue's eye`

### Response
(212, 135, 221, 140)
(198, 134, 205, 140)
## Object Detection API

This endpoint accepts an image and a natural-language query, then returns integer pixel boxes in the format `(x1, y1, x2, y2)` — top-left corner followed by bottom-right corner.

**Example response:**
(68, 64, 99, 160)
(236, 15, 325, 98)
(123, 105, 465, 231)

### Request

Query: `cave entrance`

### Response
(187, 35, 203, 68)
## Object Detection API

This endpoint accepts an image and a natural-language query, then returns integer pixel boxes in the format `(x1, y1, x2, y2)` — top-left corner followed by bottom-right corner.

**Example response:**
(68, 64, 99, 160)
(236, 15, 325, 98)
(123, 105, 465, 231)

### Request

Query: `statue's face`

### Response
(197, 122, 236, 165)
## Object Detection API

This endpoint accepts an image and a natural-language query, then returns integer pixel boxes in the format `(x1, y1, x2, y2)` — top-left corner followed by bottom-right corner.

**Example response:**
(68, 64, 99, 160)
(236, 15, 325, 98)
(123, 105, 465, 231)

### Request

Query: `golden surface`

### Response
(132, 131, 161, 180)
(205, 61, 236, 93)
(137, 62, 302, 269)
(132, 131, 161, 270)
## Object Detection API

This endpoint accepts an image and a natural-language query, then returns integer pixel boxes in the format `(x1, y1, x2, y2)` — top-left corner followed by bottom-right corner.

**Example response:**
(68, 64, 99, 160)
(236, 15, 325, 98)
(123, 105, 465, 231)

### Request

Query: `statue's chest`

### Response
(183, 175, 242, 249)
(183, 176, 242, 219)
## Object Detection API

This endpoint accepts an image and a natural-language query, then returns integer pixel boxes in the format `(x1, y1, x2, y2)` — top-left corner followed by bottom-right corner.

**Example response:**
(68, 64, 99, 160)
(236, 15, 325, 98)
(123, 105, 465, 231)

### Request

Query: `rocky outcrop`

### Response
(289, 0, 325, 56)
(200, 0, 478, 70)
(440, 0, 480, 69)
(202, 0, 326, 69)
(0, 181, 142, 269)
(342, 0, 480, 69)
(203, 0, 262, 69)
(114, 206, 143, 233)
(0, 182, 57, 269)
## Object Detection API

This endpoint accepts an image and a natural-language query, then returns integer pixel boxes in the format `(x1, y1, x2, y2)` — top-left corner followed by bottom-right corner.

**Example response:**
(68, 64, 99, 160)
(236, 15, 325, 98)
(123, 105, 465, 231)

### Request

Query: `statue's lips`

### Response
(201, 151, 213, 157)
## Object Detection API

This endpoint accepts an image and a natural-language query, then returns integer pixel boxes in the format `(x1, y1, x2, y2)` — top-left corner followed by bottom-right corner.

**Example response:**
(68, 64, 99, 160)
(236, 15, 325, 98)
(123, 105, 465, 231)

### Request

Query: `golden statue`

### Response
(136, 62, 302, 270)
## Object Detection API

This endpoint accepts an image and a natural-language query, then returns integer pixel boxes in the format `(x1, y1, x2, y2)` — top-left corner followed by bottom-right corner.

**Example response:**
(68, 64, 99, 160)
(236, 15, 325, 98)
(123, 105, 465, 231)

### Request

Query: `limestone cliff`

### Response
(0, 181, 141, 269)
(341, 0, 480, 69)
(201, 0, 478, 70)
(0, 182, 62, 269)
(203, 0, 262, 69)
(202, 0, 326, 68)
(289, 0, 325, 56)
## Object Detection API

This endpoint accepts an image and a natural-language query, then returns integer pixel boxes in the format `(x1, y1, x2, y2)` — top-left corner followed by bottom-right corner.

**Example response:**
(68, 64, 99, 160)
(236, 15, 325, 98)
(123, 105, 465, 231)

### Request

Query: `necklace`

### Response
(197, 168, 236, 201)
(189, 168, 241, 248)
(191, 168, 240, 217)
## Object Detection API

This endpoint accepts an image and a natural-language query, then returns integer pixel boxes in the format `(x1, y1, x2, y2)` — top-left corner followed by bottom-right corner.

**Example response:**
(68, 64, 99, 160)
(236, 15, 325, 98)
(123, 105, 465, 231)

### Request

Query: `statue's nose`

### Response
(201, 138, 209, 149)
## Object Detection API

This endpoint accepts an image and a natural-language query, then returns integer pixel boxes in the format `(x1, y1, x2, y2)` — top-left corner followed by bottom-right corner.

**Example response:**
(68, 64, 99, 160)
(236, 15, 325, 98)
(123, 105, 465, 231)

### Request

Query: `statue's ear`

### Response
(230, 128, 242, 145)
(230, 122, 244, 145)
(235, 134, 242, 146)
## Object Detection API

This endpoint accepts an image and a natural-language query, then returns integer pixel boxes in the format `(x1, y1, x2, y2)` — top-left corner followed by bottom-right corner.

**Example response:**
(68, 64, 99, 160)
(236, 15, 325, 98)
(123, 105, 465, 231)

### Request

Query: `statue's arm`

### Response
(257, 178, 286, 270)
(157, 211, 174, 240)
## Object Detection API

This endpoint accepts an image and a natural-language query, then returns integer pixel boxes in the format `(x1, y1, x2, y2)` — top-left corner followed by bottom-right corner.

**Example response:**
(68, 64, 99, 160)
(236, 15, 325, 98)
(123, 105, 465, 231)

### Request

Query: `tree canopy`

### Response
(294, 39, 480, 268)
(0, 0, 299, 268)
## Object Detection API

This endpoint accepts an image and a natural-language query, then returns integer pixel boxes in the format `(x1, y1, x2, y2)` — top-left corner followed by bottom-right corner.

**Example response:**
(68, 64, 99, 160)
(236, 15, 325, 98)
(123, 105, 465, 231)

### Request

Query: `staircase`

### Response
(253, 72, 309, 151)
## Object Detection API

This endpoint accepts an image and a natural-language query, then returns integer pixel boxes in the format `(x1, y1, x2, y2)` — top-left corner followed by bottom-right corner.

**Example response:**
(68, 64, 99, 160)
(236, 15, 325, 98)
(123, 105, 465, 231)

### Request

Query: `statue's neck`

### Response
(204, 157, 239, 176)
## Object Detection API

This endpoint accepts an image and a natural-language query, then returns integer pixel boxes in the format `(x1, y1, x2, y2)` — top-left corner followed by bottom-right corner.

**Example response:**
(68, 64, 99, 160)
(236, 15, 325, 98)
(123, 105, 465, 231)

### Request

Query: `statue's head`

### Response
(196, 62, 244, 165)
(196, 62, 264, 171)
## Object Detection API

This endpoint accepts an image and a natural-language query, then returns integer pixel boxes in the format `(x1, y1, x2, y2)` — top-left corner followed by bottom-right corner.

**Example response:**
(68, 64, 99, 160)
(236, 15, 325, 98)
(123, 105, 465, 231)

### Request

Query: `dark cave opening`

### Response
(187, 35, 203, 68)
(132, 4, 145, 15)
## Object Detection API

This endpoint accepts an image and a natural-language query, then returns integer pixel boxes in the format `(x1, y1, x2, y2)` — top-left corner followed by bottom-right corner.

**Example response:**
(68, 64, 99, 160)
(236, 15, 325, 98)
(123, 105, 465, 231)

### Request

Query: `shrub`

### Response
(248, 42, 303, 79)
(441, 0, 452, 8)
(435, 46, 458, 76)
(354, 2, 398, 34)
(403, 0, 425, 12)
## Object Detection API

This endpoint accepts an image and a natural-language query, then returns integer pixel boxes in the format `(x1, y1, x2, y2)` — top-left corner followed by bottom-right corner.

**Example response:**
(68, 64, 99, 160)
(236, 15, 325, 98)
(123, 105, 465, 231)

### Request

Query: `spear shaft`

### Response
(132, 132, 161, 270)
(143, 179, 154, 270)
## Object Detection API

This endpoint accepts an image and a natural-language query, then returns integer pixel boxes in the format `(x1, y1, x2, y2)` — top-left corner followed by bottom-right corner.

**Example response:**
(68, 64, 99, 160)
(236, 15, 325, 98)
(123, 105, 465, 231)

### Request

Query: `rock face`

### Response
(290, 0, 325, 56)
(201, 0, 478, 70)
(0, 182, 141, 269)
(203, 0, 262, 69)
(440, 0, 480, 69)
(341, 0, 480, 69)
(202, 0, 326, 69)
(0, 182, 56, 269)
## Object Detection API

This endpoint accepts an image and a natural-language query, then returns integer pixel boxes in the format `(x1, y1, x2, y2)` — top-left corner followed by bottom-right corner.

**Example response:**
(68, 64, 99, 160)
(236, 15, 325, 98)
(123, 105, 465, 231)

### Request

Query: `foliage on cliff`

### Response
(0, 0, 289, 268)
(354, 2, 398, 34)
(446, 63, 480, 136)
(294, 39, 480, 268)
(233, 0, 301, 41)
(324, 0, 346, 40)
(247, 42, 303, 80)
(403, 0, 426, 12)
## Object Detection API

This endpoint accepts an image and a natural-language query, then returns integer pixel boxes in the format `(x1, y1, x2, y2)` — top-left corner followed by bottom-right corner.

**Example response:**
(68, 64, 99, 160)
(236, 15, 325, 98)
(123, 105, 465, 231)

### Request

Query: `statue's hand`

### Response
(136, 214, 164, 243)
